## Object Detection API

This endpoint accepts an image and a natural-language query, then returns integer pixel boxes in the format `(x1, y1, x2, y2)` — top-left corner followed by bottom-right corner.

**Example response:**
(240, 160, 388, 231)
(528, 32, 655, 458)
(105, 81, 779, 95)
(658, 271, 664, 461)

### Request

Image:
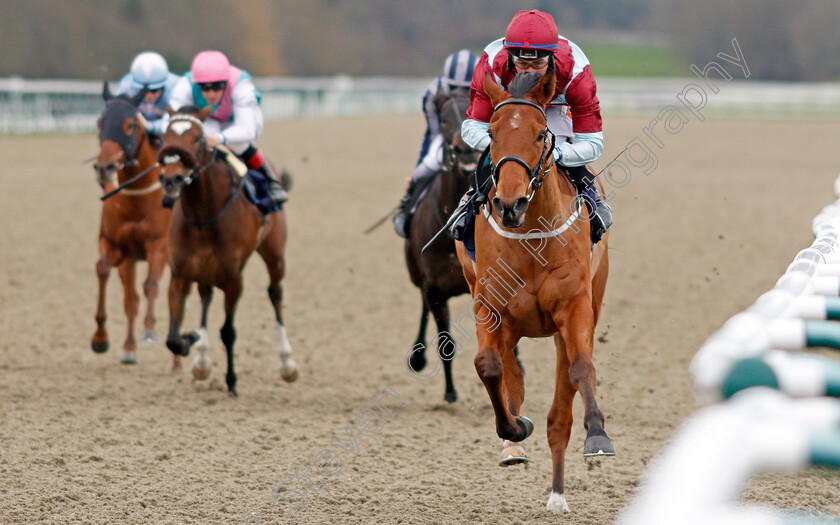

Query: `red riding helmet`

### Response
(503, 10, 559, 59)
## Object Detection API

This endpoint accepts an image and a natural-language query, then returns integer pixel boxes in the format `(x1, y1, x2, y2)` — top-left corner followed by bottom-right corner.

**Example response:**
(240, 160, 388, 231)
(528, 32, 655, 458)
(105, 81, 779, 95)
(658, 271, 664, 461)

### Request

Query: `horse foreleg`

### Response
(407, 297, 430, 373)
(166, 274, 194, 374)
(474, 319, 533, 443)
(556, 293, 614, 458)
(141, 239, 168, 344)
(191, 284, 214, 380)
(117, 260, 139, 364)
(92, 251, 113, 354)
(426, 287, 457, 403)
(545, 334, 576, 513)
(259, 239, 297, 384)
(221, 277, 243, 396)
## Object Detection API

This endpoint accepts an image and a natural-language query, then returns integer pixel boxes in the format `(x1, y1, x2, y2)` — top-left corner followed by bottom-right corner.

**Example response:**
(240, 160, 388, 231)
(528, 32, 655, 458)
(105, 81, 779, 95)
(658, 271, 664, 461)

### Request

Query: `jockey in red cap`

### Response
(456, 9, 611, 244)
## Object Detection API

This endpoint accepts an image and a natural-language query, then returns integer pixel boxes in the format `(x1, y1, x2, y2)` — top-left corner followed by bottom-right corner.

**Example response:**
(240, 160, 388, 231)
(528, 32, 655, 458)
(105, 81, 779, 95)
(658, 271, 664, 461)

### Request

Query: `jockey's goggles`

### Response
(198, 81, 227, 92)
(511, 55, 551, 70)
(143, 86, 163, 94)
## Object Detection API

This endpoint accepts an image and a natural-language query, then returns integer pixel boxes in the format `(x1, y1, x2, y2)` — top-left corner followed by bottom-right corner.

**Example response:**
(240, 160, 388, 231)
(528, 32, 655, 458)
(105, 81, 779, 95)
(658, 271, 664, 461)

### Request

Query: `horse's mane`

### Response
(508, 60, 556, 99)
(508, 73, 544, 99)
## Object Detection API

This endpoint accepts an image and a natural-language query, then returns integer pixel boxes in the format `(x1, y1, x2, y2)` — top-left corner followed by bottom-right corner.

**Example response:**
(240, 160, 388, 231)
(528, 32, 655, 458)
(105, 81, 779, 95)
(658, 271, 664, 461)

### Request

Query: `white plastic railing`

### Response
(619, 175, 840, 524)
(2, 76, 840, 134)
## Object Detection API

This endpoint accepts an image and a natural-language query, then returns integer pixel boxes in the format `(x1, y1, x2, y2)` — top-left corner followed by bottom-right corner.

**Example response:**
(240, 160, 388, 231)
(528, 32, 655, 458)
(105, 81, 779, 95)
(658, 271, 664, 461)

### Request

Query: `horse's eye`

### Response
(537, 131, 546, 142)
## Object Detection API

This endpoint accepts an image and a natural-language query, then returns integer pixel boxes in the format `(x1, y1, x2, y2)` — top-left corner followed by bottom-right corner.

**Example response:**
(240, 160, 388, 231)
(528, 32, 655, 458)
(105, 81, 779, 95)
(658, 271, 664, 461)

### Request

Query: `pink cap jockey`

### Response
(191, 51, 231, 83)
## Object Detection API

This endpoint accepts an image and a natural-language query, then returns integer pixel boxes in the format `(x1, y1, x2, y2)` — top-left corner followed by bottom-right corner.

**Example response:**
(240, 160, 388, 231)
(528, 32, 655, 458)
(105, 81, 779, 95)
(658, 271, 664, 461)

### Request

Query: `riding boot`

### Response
(256, 163, 289, 205)
(448, 145, 492, 240)
(563, 164, 613, 244)
(241, 145, 288, 205)
(393, 180, 417, 238)
(393, 164, 439, 238)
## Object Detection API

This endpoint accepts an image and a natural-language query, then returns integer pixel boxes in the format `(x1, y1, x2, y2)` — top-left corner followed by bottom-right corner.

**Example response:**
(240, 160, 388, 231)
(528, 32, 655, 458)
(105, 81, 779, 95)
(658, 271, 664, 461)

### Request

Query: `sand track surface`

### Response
(1, 115, 840, 524)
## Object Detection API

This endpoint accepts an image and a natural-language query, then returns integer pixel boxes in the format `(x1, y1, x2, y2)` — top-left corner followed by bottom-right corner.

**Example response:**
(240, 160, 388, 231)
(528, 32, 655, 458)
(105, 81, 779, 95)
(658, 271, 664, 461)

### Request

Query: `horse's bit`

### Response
(489, 98, 557, 201)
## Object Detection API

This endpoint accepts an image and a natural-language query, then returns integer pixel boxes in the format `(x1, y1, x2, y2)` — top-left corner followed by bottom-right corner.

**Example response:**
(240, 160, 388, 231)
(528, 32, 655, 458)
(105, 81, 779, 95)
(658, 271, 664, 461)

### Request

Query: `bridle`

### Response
(160, 114, 241, 227)
(489, 98, 556, 201)
(98, 98, 145, 170)
(159, 114, 214, 186)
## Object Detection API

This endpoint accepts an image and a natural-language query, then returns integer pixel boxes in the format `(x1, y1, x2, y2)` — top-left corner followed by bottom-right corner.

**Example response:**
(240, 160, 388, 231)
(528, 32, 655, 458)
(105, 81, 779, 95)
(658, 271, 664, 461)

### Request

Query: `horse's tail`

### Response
(279, 168, 293, 192)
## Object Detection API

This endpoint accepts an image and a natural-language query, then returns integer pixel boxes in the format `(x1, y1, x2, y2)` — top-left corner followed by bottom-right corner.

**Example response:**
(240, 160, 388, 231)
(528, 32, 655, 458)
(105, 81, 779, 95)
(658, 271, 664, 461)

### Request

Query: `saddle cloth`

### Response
(216, 145, 283, 214)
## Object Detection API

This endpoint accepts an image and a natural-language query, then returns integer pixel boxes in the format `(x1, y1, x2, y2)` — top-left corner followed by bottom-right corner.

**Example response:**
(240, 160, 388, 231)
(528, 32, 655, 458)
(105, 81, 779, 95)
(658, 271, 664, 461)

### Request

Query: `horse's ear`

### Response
(102, 81, 112, 102)
(197, 106, 213, 122)
(533, 70, 557, 107)
(130, 88, 146, 107)
(483, 72, 507, 108)
(166, 106, 175, 116)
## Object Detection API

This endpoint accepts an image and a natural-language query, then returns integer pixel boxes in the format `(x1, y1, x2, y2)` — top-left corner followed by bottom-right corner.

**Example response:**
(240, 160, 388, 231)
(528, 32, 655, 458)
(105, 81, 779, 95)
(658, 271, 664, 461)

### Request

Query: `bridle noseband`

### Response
(160, 114, 242, 227)
(490, 98, 556, 201)
(160, 114, 213, 184)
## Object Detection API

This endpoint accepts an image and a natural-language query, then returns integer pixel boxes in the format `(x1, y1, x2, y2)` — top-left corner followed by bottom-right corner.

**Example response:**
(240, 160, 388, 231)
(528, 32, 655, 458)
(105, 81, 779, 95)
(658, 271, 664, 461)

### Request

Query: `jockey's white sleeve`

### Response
(218, 80, 261, 146)
(461, 118, 491, 152)
(557, 131, 604, 167)
(168, 77, 195, 112)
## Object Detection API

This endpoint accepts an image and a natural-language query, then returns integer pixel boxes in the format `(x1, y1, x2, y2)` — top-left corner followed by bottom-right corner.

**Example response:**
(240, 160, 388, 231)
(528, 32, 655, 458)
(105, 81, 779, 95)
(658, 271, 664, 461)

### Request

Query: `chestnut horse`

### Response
(158, 107, 297, 396)
(455, 71, 613, 513)
(404, 90, 479, 403)
(92, 84, 171, 363)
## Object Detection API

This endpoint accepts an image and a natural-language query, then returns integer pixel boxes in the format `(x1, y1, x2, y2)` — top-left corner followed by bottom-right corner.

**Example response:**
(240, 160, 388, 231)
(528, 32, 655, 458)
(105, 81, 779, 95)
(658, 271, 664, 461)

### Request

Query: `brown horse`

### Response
(91, 84, 171, 364)
(455, 71, 613, 513)
(404, 90, 478, 403)
(158, 107, 297, 396)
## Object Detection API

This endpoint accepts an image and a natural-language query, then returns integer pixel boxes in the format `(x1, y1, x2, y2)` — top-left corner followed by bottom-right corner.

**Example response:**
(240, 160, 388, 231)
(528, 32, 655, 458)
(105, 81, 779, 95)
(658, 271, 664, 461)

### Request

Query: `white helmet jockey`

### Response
(441, 49, 477, 88)
(129, 51, 169, 91)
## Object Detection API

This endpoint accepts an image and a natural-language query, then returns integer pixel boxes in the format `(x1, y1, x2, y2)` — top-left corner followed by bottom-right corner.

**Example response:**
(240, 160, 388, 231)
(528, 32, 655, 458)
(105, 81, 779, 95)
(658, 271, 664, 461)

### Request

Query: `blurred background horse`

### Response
(403, 89, 478, 403)
(158, 107, 296, 396)
(91, 83, 170, 364)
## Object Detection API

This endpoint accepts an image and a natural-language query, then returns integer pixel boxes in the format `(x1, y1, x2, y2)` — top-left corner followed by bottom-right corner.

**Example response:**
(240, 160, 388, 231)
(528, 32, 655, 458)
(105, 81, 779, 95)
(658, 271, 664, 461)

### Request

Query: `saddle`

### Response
(216, 145, 283, 215)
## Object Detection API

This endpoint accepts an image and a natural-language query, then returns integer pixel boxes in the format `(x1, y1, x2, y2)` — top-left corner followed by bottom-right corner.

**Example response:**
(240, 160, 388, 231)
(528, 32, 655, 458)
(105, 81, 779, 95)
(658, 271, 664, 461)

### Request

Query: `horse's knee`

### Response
(475, 349, 503, 385)
(568, 359, 595, 386)
(220, 323, 236, 347)
(144, 277, 158, 297)
(266, 283, 282, 303)
(96, 259, 110, 278)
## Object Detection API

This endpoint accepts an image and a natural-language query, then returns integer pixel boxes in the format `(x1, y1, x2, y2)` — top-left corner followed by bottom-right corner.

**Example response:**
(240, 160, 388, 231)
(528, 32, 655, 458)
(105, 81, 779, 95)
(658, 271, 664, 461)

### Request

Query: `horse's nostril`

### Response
(514, 197, 529, 216)
(493, 197, 504, 216)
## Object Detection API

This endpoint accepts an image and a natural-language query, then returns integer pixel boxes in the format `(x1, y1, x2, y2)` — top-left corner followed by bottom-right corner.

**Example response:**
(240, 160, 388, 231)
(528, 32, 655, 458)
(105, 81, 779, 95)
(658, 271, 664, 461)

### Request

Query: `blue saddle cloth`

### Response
(462, 206, 477, 262)
(243, 169, 283, 214)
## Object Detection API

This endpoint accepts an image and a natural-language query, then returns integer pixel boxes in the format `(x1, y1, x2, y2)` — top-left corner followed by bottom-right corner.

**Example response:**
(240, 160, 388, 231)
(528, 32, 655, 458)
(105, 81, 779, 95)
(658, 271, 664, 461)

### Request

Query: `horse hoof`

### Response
(583, 434, 615, 457)
(514, 416, 534, 441)
(280, 365, 299, 383)
(546, 492, 570, 513)
(499, 440, 528, 467)
(444, 390, 458, 404)
(408, 349, 427, 372)
(120, 352, 137, 365)
(193, 365, 211, 380)
(91, 339, 109, 354)
(140, 331, 159, 344)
